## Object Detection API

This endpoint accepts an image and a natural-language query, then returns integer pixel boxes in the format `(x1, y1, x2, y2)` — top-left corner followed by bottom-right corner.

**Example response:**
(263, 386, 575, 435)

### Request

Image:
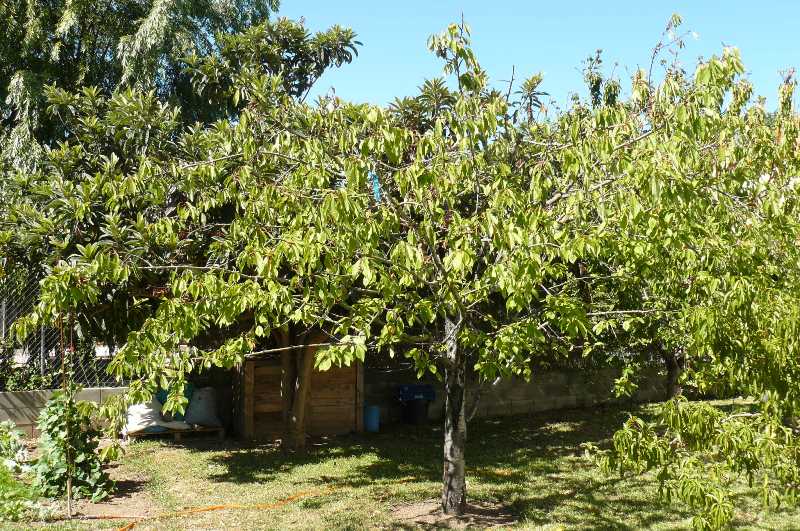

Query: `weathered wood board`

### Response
(240, 359, 363, 440)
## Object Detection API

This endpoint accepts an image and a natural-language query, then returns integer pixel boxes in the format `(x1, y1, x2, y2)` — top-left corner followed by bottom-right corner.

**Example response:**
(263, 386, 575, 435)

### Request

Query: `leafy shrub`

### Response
(0, 326, 33, 391)
(33, 386, 112, 501)
(0, 466, 50, 522)
(0, 338, 51, 392)
(2, 364, 51, 392)
(0, 421, 29, 472)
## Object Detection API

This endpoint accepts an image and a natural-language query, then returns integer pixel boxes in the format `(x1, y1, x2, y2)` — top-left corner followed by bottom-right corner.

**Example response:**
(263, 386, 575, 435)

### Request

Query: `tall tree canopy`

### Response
(0, 0, 358, 171)
(4, 15, 800, 529)
(0, 2, 359, 286)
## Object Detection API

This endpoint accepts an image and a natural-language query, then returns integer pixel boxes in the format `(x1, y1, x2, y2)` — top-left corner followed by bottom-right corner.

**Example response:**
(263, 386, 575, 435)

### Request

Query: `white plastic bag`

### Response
(124, 396, 190, 435)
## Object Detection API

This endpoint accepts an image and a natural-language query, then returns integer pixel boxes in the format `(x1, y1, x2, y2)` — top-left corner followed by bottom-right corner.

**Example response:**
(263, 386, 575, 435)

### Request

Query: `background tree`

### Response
(1, 5, 360, 445)
(0, 2, 360, 290)
(0, 0, 359, 171)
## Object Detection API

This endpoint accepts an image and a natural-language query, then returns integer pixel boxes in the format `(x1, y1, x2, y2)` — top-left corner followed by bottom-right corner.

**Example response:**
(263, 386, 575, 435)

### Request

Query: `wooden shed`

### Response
(238, 358, 363, 440)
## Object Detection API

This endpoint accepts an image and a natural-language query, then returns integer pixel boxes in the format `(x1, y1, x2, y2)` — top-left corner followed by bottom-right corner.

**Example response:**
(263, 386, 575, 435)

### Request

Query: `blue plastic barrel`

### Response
(364, 405, 380, 432)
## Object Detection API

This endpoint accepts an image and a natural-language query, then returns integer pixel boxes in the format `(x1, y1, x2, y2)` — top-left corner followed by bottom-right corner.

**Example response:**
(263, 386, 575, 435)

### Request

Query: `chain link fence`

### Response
(1, 271, 121, 391)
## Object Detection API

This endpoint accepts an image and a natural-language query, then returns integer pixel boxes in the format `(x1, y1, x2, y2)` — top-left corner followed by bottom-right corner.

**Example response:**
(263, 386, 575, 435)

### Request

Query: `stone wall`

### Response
(0, 387, 127, 437)
(365, 367, 666, 425)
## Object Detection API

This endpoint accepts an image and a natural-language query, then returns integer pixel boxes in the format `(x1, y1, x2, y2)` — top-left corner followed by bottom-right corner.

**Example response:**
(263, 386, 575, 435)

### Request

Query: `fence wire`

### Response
(1, 272, 121, 391)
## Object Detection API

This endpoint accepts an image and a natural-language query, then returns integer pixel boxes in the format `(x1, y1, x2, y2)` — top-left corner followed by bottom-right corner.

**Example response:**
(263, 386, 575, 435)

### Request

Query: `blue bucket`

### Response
(364, 405, 380, 433)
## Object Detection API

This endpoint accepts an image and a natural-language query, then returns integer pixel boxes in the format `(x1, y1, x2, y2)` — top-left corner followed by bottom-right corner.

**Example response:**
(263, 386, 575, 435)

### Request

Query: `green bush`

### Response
(0, 466, 48, 522)
(0, 338, 51, 392)
(0, 420, 29, 472)
(2, 364, 51, 392)
(33, 386, 112, 501)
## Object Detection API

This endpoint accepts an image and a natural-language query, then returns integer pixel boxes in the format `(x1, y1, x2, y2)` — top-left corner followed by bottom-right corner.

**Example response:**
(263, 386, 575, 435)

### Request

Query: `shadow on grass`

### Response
(103, 462, 150, 497)
(168, 401, 683, 527)
(110, 478, 149, 497)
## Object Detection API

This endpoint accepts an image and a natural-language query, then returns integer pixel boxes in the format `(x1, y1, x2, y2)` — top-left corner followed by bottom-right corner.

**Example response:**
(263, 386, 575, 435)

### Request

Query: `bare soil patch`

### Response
(391, 499, 517, 528)
(73, 464, 155, 521)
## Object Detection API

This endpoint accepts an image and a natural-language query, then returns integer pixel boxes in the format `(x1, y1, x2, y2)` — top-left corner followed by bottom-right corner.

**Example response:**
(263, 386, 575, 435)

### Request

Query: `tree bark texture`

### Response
(441, 315, 467, 515)
(283, 330, 326, 451)
(663, 348, 685, 400)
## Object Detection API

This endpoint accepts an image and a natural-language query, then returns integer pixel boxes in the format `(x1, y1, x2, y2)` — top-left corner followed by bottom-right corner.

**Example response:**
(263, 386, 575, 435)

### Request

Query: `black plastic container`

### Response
(397, 384, 435, 425)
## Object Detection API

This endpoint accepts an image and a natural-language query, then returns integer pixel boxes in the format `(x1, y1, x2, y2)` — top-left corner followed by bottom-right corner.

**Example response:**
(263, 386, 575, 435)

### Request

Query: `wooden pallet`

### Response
(126, 425, 225, 442)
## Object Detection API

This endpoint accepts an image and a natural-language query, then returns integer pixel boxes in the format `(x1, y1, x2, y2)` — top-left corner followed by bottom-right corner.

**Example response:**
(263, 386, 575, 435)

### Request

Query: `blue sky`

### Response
(278, 1, 798, 110)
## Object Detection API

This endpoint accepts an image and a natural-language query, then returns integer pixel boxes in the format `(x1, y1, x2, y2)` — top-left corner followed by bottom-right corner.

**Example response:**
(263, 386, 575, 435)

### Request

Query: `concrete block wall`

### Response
(2, 368, 666, 438)
(365, 367, 666, 425)
(0, 387, 127, 437)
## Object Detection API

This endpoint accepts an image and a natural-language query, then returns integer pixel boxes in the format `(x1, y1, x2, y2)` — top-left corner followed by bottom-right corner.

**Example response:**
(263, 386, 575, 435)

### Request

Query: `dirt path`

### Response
(73, 464, 156, 522)
(391, 499, 517, 528)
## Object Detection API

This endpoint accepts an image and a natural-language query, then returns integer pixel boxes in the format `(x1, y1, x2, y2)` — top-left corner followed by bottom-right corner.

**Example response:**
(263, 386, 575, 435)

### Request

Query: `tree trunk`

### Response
(442, 315, 467, 515)
(285, 341, 316, 451)
(568, 260, 591, 366)
(279, 330, 295, 426)
(663, 349, 684, 400)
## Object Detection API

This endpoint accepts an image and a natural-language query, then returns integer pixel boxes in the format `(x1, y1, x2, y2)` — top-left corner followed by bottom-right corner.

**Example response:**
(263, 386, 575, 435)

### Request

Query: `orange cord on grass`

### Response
(116, 487, 335, 531)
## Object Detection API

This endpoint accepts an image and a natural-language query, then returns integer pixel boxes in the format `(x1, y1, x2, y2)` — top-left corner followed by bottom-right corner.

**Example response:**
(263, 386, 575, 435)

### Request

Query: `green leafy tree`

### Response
(0, 0, 359, 172)
(2, 8, 361, 445)
(586, 58, 800, 528)
(550, 20, 800, 528)
(8, 17, 800, 527)
(0, 6, 360, 312)
(6, 21, 647, 514)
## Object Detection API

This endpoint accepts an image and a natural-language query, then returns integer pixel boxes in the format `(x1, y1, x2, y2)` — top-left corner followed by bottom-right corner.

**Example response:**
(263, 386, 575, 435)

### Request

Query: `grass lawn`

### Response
(10, 401, 800, 530)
